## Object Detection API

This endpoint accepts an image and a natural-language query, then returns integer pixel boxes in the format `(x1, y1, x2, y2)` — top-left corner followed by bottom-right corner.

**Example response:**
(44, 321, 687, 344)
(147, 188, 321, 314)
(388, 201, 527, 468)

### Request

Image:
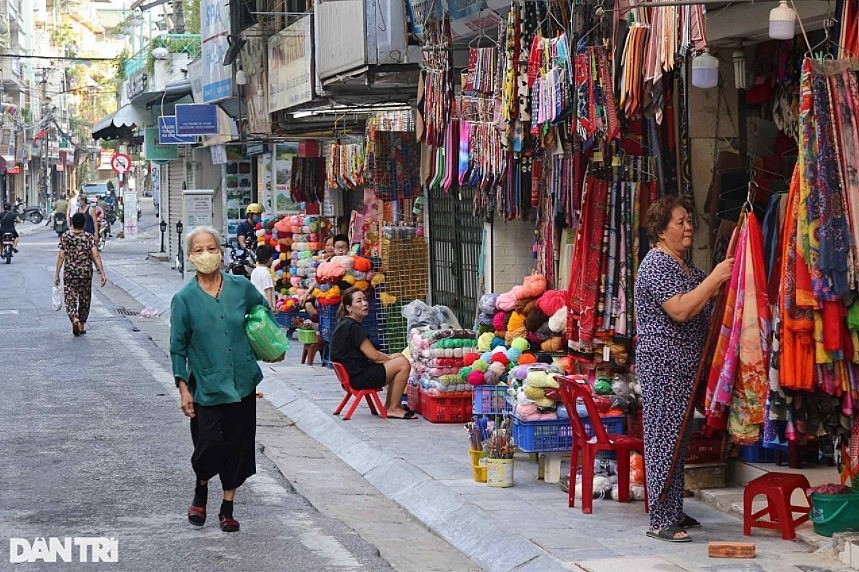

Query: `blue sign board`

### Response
(175, 104, 219, 136)
(158, 116, 197, 144)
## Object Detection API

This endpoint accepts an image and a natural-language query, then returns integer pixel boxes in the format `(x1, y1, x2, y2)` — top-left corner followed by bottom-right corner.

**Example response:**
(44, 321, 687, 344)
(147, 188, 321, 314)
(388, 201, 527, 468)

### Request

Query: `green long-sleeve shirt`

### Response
(170, 272, 271, 406)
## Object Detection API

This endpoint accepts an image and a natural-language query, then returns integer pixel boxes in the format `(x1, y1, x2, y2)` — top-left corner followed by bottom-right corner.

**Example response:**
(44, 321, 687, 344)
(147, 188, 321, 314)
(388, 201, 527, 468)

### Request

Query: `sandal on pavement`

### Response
(646, 525, 691, 543)
(219, 515, 240, 532)
(72, 320, 81, 336)
(187, 505, 206, 527)
(388, 410, 417, 420)
(678, 514, 701, 529)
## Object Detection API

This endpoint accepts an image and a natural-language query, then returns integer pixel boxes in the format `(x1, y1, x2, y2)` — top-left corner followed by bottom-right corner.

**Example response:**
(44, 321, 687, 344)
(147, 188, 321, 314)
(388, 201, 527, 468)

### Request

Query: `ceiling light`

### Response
(769, 0, 796, 40)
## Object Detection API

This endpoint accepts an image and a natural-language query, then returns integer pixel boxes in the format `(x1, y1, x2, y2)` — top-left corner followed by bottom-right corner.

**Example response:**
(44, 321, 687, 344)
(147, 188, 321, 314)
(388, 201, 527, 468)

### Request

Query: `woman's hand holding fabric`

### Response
(710, 256, 735, 286)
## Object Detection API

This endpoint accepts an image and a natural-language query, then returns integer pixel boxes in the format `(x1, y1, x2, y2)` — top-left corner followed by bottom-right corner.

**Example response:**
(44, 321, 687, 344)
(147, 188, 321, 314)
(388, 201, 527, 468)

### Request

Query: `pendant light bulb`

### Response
(692, 50, 720, 89)
(769, 0, 796, 40)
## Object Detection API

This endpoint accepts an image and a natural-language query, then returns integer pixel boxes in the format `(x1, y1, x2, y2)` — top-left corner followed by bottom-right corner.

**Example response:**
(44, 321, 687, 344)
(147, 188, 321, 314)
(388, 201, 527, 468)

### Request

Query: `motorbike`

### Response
(103, 204, 117, 226)
(98, 221, 109, 250)
(225, 239, 255, 278)
(52, 212, 68, 237)
(2, 232, 15, 264)
(13, 199, 46, 224)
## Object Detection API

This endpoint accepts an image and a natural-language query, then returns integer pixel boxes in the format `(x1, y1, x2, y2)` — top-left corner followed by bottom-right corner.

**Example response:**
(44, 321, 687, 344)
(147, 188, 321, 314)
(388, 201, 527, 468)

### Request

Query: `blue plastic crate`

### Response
(738, 443, 783, 463)
(512, 415, 626, 453)
(513, 418, 573, 452)
(472, 385, 513, 416)
(319, 305, 338, 342)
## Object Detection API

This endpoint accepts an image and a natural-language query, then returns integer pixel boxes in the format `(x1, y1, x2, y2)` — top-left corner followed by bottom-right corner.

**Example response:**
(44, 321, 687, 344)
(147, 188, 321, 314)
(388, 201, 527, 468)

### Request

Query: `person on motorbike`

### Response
(0, 203, 21, 252)
(235, 203, 263, 252)
(50, 193, 69, 228)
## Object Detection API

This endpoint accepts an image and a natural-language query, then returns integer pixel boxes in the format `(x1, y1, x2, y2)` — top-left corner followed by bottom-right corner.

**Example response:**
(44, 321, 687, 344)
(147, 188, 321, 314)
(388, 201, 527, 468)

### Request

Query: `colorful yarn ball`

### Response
(518, 353, 537, 365)
(459, 366, 474, 381)
(491, 353, 510, 366)
(472, 359, 488, 372)
(511, 338, 530, 352)
(490, 336, 506, 350)
(506, 347, 522, 362)
(467, 370, 486, 386)
(463, 353, 480, 366)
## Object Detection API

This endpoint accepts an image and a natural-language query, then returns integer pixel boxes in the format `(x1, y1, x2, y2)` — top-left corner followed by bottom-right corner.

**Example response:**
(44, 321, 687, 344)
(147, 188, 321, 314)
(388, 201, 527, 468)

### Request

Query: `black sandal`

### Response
(219, 515, 240, 532)
(187, 505, 206, 527)
(646, 525, 691, 543)
(678, 514, 701, 529)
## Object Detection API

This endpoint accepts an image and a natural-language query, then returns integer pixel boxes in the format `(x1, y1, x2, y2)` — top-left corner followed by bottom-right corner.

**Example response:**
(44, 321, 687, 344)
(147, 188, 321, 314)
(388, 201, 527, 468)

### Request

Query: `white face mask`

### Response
(189, 251, 222, 274)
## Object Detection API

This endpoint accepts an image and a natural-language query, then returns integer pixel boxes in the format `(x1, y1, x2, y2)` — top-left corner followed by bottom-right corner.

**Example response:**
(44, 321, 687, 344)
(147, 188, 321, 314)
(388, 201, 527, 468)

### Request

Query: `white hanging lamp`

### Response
(769, 0, 796, 40)
(732, 50, 747, 90)
(692, 50, 720, 89)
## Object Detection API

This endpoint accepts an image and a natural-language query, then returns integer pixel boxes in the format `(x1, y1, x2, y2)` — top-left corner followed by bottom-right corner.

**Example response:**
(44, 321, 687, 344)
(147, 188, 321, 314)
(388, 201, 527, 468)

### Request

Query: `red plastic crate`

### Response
(419, 390, 472, 423)
(685, 433, 725, 464)
(406, 384, 421, 414)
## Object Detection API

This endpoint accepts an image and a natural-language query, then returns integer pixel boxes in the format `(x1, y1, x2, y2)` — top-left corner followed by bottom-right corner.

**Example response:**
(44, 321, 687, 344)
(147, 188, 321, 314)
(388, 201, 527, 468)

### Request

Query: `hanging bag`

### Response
(51, 286, 63, 311)
(245, 305, 290, 362)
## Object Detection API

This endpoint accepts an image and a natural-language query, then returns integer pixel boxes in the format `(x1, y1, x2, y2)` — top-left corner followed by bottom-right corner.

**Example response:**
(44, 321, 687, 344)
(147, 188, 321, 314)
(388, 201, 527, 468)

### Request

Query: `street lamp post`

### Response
(159, 219, 167, 253)
(176, 221, 184, 274)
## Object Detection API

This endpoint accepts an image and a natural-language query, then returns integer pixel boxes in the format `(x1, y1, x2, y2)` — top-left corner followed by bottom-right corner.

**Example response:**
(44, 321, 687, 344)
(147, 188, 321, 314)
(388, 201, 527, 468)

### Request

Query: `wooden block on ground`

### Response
(684, 462, 727, 491)
(708, 541, 755, 559)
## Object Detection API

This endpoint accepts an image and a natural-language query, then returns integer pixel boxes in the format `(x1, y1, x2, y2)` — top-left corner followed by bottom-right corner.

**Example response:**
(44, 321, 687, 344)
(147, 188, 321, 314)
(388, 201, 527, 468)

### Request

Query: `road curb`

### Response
(259, 375, 569, 572)
(105, 263, 172, 326)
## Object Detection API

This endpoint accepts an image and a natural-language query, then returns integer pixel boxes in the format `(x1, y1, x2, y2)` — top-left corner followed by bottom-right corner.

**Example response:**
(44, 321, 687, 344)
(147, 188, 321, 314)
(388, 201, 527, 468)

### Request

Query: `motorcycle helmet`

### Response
(246, 203, 263, 215)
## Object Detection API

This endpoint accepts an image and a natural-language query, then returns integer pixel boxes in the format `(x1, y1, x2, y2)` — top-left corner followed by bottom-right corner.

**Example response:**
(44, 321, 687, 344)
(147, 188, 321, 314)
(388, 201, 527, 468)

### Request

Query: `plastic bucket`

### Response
(810, 490, 859, 537)
(486, 459, 514, 488)
(469, 450, 487, 483)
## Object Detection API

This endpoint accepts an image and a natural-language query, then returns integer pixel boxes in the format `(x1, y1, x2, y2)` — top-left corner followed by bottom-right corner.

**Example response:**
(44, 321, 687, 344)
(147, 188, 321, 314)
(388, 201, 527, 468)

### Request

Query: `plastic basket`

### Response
(296, 329, 319, 345)
(472, 385, 513, 416)
(319, 305, 338, 342)
(686, 433, 725, 464)
(406, 384, 421, 415)
(513, 418, 573, 453)
(419, 390, 472, 423)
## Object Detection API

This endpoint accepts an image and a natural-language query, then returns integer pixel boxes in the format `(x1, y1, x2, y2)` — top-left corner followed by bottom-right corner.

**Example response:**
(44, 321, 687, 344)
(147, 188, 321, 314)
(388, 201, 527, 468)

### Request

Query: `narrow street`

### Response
(0, 203, 477, 571)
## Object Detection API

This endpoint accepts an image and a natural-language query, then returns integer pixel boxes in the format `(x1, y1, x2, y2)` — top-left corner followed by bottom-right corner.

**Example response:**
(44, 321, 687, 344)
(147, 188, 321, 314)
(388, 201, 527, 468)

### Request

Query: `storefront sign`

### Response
(268, 16, 314, 112)
(124, 191, 138, 239)
(143, 127, 179, 162)
(175, 104, 219, 136)
(126, 70, 148, 101)
(98, 150, 114, 170)
(201, 0, 233, 102)
(158, 116, 197, 144)
(315, 1, 366, 80)
(242, 25, 271, 134)
(183, 190, 215, 228)
(273, 143, 302, 214)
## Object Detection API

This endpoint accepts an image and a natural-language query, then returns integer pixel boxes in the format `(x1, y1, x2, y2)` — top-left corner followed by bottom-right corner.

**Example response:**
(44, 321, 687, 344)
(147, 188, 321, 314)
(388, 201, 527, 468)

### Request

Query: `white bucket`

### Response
(486, 459, 514, 488)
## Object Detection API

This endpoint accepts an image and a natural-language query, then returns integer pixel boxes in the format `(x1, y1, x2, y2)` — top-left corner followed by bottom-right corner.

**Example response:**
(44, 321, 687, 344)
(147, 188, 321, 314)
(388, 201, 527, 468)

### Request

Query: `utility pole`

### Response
(40, 68, 49, 206)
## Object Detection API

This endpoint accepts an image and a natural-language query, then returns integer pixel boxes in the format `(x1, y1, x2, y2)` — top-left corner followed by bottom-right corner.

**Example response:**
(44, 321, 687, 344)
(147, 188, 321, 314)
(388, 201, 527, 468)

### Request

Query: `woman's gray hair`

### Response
(185, 226, 222, 254)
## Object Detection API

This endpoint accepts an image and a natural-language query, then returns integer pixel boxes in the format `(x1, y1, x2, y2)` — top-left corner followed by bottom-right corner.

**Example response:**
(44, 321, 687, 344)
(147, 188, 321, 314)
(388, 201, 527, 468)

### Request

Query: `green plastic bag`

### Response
(245, 305, 290, 362)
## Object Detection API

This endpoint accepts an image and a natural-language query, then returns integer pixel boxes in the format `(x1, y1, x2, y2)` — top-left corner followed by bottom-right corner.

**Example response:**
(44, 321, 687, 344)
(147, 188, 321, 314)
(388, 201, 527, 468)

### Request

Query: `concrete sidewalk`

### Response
(102, 246, 855, 572)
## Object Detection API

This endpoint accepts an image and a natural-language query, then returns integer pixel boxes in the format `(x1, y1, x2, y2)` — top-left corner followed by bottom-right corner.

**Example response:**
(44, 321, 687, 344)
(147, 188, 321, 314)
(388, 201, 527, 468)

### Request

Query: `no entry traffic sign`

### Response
(110, 153, 131, 175)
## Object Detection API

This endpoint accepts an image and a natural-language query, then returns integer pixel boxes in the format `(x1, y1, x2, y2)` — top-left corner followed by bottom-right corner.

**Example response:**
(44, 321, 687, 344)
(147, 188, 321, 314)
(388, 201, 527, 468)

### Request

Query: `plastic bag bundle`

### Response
(245, 305, 290, 362)
(51, 286, 63, 312)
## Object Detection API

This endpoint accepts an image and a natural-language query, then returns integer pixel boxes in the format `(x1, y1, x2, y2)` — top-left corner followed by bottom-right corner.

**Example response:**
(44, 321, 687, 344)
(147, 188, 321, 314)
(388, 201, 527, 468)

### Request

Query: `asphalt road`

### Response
(0, 210, 396, 571)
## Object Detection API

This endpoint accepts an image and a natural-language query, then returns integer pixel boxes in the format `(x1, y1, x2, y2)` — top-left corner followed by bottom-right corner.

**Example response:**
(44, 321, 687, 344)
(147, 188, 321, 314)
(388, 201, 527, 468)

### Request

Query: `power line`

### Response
(0, 54, 117, 62)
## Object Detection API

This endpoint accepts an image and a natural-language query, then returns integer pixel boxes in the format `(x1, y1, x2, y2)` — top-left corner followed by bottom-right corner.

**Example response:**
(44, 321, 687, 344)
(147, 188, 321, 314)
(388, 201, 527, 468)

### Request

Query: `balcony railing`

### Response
(124, 33, 202, 78)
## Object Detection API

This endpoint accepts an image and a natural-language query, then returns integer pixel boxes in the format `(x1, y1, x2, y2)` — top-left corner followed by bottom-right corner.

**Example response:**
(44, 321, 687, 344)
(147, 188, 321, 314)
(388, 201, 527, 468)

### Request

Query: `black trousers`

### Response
(190, 393, 256, 490)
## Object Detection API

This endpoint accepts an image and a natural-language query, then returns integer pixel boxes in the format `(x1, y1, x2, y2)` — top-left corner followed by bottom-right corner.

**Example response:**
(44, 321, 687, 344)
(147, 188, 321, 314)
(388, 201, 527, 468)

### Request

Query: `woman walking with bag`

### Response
(170, 226, 273, 532)
(54, 212, 106, 336)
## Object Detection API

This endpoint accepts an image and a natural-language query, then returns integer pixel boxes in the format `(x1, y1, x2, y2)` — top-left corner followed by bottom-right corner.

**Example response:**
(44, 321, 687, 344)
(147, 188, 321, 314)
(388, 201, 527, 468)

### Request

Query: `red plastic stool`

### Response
(743, 472, 811, 540)
(331, 362, 388, 421)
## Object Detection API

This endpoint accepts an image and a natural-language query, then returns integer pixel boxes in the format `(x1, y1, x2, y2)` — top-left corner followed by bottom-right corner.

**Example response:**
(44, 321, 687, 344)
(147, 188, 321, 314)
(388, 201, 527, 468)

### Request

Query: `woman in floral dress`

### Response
(54, 212, 106, 335)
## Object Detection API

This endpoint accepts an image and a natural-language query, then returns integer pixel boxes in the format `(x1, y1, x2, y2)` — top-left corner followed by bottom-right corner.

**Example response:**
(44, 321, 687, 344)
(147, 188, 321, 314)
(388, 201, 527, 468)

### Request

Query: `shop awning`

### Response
(92, 103, 148, 141)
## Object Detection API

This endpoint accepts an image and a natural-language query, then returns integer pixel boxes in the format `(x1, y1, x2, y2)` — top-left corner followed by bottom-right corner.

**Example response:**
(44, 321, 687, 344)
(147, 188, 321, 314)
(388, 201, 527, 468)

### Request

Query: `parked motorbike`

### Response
(2, 232, 15, 264)
(13, 199, 46, 224)
(225, 239, 255, 278)
(52, 212, 68, 237)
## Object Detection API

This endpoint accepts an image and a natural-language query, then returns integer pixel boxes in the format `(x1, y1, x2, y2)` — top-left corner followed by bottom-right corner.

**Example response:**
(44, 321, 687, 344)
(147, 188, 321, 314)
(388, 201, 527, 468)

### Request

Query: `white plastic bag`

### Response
(51, 286, 63, 311)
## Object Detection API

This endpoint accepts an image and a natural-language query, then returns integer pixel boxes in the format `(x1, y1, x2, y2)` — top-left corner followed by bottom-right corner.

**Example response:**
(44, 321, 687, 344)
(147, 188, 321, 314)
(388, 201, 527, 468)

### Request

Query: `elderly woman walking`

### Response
(633, 196, 733, 542)
(54, 212, 106, 336)
(170, 226, 272, 532)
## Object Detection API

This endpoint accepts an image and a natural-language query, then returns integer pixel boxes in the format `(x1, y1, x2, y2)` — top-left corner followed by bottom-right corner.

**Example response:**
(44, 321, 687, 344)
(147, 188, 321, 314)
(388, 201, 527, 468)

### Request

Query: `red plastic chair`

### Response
(331, 362, 388, 420)
(558, 376, 648, 514)
(743, 472, 810, 540)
